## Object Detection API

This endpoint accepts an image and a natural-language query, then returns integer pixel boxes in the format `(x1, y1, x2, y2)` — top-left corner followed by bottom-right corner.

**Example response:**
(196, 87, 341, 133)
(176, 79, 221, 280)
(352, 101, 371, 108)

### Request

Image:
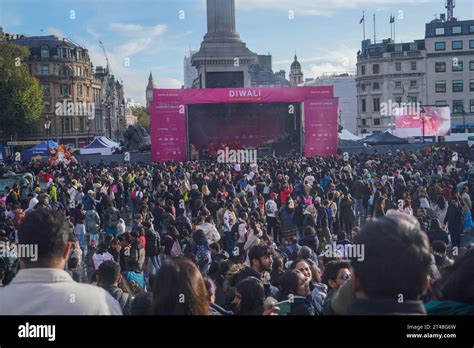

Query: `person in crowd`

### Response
(0, 209, 122, 314)
(321, 260, 351, 315)
(276, 269, 315, 315)
(92, 242, 114, 271)
(427, 219, 450, 245)
(444, 198, 464, 249)
(97, 260, 133, 315)
(151, 257, 210, 315)
(349, 213, 431, 315)
(298, 226, 319, 254)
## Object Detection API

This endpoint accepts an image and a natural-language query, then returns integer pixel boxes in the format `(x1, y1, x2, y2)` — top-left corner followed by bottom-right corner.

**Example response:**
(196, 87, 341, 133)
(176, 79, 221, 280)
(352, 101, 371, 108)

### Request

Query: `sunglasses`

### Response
(338, 273, 351, 281)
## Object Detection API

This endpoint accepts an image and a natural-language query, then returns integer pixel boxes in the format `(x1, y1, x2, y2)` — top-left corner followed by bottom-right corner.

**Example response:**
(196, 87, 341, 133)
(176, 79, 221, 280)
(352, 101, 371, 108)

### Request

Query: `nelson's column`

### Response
(191, 0, 258, 88)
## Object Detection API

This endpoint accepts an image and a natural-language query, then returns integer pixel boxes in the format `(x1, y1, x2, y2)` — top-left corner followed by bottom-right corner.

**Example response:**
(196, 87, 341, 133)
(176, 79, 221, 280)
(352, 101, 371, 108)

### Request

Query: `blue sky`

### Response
(1, 0, 474, 105)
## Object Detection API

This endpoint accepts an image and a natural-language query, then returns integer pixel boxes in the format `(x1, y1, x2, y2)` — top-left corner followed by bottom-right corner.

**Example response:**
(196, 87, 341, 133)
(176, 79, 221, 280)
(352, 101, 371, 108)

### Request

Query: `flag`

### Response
(390, 15, 395, 23)
(360, 15, 365, 24)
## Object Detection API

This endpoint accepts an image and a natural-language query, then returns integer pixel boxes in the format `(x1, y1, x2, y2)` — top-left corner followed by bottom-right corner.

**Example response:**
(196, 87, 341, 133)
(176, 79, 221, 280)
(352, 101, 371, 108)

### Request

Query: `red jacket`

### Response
(280, 184, 293, 204)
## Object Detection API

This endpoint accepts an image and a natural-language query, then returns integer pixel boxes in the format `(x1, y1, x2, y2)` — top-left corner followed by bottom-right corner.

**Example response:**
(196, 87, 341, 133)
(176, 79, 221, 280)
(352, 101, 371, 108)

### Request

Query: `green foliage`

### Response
(0, 42, 43, 136)
(132, 105, 150, 130)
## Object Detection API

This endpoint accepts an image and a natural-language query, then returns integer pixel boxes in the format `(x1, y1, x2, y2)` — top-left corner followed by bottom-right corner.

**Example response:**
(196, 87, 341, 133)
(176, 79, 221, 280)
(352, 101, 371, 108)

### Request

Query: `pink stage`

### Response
(150, 87, 339, 162)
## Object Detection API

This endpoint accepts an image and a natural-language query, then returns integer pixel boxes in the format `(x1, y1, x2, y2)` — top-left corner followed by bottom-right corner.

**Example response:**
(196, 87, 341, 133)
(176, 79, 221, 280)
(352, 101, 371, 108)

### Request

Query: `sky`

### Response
(1, 0, 474, 105)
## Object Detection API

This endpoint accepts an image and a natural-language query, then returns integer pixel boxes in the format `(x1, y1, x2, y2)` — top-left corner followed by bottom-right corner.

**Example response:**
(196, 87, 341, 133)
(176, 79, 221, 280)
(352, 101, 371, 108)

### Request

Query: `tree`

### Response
(132, 106, 150, 131)
(0, 42, 43, 139)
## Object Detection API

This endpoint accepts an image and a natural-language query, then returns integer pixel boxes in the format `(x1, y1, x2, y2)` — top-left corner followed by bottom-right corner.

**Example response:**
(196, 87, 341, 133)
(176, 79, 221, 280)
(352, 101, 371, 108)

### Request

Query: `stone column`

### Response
(207, 0, 236, 34)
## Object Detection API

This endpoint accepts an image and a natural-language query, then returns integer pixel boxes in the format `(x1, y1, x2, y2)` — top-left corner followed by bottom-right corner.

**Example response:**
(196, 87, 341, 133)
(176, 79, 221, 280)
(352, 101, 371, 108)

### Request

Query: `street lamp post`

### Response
(420, 106, 426, 143)
(44, 118, 52, 155)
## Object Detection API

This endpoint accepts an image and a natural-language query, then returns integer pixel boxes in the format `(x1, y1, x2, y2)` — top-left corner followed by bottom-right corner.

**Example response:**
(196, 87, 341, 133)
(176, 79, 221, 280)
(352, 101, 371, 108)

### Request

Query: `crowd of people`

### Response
(0, 144, 473, 315)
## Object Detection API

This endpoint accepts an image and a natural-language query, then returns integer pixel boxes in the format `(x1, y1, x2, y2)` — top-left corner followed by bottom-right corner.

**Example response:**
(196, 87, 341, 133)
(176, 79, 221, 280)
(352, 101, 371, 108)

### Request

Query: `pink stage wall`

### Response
(150, 87, 338, 162)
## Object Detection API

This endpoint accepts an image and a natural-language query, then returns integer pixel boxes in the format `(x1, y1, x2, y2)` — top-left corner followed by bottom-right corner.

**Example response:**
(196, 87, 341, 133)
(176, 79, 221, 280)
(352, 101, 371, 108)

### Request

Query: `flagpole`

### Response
(363, 11, 366, 41)
(373, 13, 376, 44)
(390, 15, 393, 40)
(394, 18, 396, 43)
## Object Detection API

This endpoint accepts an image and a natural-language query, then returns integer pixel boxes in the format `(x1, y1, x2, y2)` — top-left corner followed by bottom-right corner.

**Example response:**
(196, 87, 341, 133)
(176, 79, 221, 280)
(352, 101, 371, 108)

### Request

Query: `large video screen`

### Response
(394, 106, 451, 138)
(187, 102, 302, 159)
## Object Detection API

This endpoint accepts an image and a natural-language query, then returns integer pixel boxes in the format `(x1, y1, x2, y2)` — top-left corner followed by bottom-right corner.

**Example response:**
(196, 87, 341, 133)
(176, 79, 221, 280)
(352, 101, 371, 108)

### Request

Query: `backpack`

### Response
(170, 240, 183, 257)
(326, 207, 333, 220)
(117, 292, 131, 313)
(105, 208, 119, 228)
(230, 222, 241, 242)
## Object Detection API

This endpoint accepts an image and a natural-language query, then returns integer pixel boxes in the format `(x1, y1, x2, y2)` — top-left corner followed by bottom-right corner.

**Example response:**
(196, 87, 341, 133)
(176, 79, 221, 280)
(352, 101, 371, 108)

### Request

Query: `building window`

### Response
(373, 82, 380, 90)
(435, 42, 446, 51)
(470, 25, 474, 33)
(361, 119, 367, 126)
(361, 99, 366, 112)
(61, 67, 71, 76)
(395, 44, 403, 52)
(435, 101, 447, 107)
(436, 80, 446, 93)
(409, 43, 418, 51)
(44, 102, 50, 112)
(452, 80, 463, 92)
(41, 46, 49, 59)
(435, 62, 446, 72)
(470, 61, 474, 71)
(86, 86, 90, 98)
(453, 100, 464, 115)
(361, 83, 366, 91)
(395, 96, 402, 104)
(79, 117, 85, 132)
(61, 118, 73, 134)
(395, 62, 401, 72)
(435, 27, 445, 35)
(361, 65, 366, 75)
(42, 84, 50, 97)
(471, 100, 474, 113)
(411, 62, 417, 71)
(395, 81, 402, 89)
(452, 60, 463, 71)
(77, 84, 83, 96)
(452, 40, 463, 50)
(76, 66, 82, 76)
(470, 40, 474, 49)
(373, 64, 379, 74)
(61, 84, 71, 95)
(374, 118, 381, 126)
(410, 80, 417, 87)
(407, 96, 417, 104)
(61, 48, 68, 59)
(373, 98, 380, 112)
(452, 26, 462, 35)
(470, 80, 474, 92)
(41, 65, 49, 75)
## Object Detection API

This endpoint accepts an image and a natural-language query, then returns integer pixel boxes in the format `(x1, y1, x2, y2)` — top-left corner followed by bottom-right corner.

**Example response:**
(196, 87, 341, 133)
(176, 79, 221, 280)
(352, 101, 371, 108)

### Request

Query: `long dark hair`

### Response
(235, 276, 265, 315)
(152, 257, 210, 315)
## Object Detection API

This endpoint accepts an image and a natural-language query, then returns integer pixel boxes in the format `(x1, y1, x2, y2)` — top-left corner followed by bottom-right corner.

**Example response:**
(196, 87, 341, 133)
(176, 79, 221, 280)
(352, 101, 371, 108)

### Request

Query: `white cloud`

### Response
(44, 27, 66, 38)
(156, 77, 184, 89)
(236, 0, 431, 16)
(109, 23, 167, 37)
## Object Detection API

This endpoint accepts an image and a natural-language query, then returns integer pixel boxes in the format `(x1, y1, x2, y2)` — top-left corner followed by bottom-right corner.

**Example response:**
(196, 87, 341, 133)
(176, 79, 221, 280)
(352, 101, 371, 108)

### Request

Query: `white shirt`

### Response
(265, 199, 278, 217)
(25, 197, 39, 213)
(92, 251, 114, 270)
(0, 268, 122, 315)
(304, 175, 316, 186)
(198, 222, 221, 244)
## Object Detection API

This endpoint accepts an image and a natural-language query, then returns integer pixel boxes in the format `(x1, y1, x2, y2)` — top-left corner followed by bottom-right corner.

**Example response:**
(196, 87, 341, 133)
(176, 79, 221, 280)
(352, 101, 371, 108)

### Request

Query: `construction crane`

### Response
(99, 40, 113, 76)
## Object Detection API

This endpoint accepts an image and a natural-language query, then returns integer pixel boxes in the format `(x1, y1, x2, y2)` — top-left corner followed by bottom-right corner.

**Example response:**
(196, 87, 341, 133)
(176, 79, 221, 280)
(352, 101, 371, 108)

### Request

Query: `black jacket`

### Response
(348, 299, 426, 315)
(426, 228, 449, 245)
(298, 235, 319, 253)
(444, 204, 463, 231)
(145, 228, 161, 256)
(288, 296, 316, 316)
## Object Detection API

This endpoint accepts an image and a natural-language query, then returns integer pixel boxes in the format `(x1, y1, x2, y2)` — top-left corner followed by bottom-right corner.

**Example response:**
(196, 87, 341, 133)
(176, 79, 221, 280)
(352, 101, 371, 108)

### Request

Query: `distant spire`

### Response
(148, 70, 153, 82)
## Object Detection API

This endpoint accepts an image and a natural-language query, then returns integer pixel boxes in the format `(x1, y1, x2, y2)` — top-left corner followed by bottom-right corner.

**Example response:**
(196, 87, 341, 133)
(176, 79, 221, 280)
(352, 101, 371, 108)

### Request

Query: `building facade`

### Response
(2, 32, 128, 146)
(356, 38, 427, 134)
(356, 5, 474, 135)
(425, 19, 474, 133)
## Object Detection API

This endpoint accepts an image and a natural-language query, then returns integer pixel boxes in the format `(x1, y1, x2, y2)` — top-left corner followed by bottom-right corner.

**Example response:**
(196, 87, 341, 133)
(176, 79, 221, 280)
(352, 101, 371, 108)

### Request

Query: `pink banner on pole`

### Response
(151, 87, 338, 162)
(304, 99, 339, 157)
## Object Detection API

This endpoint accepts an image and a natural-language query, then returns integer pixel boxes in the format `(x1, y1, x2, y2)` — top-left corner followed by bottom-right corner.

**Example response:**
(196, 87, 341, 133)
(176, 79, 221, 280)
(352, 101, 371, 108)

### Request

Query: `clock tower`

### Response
(146, 71, 155, 110)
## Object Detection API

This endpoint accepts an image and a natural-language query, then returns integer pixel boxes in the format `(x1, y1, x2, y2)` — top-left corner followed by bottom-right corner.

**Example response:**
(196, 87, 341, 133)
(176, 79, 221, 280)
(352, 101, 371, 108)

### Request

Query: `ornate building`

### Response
(289, 54, 304, 86)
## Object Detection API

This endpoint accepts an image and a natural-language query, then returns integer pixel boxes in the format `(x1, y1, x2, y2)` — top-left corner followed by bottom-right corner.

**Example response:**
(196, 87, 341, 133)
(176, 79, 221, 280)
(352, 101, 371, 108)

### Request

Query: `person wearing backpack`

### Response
(143, 220, 161, 278)
(97, 260, 133, 315)
(162, 226, 182, 258)
(191, 229, 211, 275)
(104, 202, 121, 238)
(85, 207, 101, 249)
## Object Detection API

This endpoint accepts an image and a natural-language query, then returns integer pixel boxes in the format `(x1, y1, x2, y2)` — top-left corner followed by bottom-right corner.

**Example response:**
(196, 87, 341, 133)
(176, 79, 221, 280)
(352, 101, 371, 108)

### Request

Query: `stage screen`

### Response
(188, 102, 302, 159)
(394, 106, 451, 138)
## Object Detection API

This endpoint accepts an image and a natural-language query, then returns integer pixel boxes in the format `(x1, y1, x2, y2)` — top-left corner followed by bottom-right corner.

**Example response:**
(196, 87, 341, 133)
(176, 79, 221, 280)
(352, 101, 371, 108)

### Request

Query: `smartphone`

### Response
(274, 300, 292, 315)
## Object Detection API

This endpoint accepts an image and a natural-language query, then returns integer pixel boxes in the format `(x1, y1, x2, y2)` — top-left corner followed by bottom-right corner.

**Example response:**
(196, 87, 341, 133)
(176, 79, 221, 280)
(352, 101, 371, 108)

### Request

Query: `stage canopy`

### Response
(339, 129, 361, 141)
(80, 137, 120, 155)
(359, 131, 408, 145)
(22, 140, 58, 160)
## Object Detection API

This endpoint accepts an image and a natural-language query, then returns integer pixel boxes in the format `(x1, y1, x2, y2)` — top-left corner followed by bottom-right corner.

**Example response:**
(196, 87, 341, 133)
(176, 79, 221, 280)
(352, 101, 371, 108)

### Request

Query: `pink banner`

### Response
(151, 87, 338, 162)
(304, 99, 339, 157)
